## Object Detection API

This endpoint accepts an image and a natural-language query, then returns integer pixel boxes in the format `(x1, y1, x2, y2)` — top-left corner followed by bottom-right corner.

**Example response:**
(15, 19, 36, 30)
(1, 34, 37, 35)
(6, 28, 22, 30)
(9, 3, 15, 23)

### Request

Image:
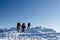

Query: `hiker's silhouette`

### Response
(27, 23, 31, 32)
(16, 23, 21, 32)
(22, 23, 26, 32)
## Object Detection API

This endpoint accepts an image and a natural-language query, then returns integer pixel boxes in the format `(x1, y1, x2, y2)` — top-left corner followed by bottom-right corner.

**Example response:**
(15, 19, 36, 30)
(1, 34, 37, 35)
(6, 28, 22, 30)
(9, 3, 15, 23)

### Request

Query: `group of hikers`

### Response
(16, 22, 31, 33)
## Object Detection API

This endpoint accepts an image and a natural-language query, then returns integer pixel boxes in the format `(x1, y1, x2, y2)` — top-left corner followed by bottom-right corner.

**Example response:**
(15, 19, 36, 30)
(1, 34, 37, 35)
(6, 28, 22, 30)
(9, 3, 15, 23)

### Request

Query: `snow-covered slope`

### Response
(0, 26, 60, 40)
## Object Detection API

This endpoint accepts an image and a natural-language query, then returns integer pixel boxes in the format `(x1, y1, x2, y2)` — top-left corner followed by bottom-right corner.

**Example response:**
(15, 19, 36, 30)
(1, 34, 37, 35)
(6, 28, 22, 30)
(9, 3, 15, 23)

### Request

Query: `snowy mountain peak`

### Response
(0, 26, 60, 40)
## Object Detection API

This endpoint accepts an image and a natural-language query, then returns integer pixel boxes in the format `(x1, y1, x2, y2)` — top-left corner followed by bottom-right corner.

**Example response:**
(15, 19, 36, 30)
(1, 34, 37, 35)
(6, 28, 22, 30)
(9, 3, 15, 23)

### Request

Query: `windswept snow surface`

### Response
(0, 26, 60, 40)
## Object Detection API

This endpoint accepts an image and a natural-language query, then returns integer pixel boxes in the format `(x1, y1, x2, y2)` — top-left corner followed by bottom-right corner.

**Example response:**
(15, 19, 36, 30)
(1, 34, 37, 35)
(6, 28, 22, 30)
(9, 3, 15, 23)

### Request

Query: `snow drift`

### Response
(0, 26, 60, 40)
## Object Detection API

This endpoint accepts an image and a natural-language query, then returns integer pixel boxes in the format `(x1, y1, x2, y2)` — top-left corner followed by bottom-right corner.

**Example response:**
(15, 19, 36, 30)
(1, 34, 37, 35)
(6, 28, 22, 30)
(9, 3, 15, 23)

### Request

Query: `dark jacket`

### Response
(27, 23, 31, 27)
(22, 23, 26, 28)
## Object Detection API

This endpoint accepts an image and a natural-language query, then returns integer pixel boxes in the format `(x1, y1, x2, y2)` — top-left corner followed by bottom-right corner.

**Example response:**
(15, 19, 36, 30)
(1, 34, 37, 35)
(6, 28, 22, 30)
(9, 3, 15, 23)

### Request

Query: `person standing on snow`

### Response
(27, 23, 31, 32)
(22, 23, 26, 32)
(16, 22, 21, 32)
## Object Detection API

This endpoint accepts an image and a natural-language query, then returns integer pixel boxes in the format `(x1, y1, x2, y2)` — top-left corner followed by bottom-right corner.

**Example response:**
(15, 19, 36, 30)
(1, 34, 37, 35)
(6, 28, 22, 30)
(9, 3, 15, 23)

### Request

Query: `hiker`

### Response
(27, 23, 31, 32)
(22, 23, 26, 32)
(16, 22, 21, 32)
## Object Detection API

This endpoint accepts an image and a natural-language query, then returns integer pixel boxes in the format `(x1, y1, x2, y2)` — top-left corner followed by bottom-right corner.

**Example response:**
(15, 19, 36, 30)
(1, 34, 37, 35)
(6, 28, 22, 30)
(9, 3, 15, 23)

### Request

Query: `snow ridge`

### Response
(0, 26, 60, 40)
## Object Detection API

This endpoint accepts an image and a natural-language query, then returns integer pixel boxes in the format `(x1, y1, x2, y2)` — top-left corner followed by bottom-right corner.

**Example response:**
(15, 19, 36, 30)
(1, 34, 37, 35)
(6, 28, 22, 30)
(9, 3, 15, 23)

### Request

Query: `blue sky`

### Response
(0, 0, 60, 32)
